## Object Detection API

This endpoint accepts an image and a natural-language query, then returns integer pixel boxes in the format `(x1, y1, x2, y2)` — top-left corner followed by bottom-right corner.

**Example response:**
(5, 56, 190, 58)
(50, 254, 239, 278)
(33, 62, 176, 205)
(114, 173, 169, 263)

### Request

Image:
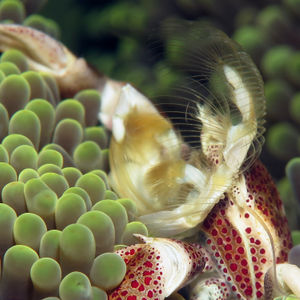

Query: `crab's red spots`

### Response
(211, 229, 218, 236)
(230, 263, 238, 272)
(147, 291, 153, 298)
(237, 247, 244, 254)
(144, 261, 153, 268)
(256, 291, 263, 298)
(245, 227, 252, 234)
(245, 286, 253, 296)
(131, 280, 139, 288)
(199, 160, 292, 299)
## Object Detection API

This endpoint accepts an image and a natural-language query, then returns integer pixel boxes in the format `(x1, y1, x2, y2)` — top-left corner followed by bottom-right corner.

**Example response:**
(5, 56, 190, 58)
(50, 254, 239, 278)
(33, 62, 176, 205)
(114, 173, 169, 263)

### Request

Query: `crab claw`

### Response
(0, 24, 124, 98)
(264, 263, 300, 299)
(108, 235, 206, 300)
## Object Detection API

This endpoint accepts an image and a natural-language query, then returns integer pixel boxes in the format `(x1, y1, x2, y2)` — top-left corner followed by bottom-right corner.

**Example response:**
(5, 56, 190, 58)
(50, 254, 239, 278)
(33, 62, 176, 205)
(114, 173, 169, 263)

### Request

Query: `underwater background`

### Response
(41, 0, 300, 229)
(0, 0, 299, 299)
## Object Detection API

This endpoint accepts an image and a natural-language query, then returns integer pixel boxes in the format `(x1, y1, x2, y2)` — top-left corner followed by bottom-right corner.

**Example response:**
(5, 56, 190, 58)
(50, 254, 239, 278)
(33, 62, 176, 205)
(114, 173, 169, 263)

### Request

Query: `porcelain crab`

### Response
(0, 23, 299, 300)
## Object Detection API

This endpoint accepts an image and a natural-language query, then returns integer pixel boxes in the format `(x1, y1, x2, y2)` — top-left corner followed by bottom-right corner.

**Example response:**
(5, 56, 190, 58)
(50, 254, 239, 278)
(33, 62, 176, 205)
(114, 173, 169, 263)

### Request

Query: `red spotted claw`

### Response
(108, 235, 209, 300)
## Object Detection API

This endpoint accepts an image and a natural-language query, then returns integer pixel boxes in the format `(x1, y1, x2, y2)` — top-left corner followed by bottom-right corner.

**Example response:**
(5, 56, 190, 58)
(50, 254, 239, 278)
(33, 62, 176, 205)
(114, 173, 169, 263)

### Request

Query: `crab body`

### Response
(197, 159, 292, 299)
(0, 23, 298, 300)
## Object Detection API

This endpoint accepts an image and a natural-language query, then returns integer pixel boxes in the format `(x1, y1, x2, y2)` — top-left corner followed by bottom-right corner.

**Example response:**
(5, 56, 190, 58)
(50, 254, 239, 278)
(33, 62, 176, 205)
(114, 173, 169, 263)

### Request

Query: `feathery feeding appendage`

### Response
(106, 25, 265, 237)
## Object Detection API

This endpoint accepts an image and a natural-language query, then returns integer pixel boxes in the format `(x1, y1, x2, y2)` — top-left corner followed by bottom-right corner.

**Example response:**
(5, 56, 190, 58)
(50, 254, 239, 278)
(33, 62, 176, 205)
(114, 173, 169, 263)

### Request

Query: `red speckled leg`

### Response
(109, 236, 207, 300)
(201, 160, 292, 299)
(190, 277, 230, 300)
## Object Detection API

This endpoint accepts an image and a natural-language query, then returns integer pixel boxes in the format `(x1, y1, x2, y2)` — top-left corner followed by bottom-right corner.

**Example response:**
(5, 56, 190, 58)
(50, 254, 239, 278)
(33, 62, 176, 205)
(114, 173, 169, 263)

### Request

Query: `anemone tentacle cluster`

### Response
(0, 49, 150, 300)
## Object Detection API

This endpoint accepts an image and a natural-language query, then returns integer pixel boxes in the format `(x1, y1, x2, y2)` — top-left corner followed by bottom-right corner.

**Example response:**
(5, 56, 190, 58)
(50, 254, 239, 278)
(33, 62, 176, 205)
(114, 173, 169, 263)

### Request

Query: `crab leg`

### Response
(0, 24, 124, 99)
(108, 235, 209, 300)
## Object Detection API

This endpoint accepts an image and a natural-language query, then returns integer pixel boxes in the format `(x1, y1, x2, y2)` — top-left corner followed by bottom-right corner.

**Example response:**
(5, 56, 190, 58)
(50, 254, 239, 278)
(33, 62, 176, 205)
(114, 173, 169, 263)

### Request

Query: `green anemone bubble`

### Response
(89, 253, 126, 291)
(23, 14, 48, 33)
(40, 72, 60, 105)
(0, 203, 17, 257)
(104, 190, 118, 200)
(10, 144, 38, 174)
(277, 178, 300, 230)
(59, 224, 96, 276)
(265, 79, 293, 121)
(0, 162, 17, 192)
(24, 178, 57, 228)
(75, 173, 106, 205)
(100, 149, 109, 173)
(292, 231, 300, 246)
(232, 26, 266, 60)
(22, 71, 48, 100)
(286, 158, 300, 204)
(285, 51, 300, 87)
(0, 144, 9, 162)
(83, 127, 106, 148)
(73, 141, 102, 173)
(30, 257, 62, 297)
(283, 0, 300, 17)
(25, 98, 56, 147)
(0, 69, 5, 83)
(0, 74, 30, 116)
(290, 93, 300, 124)
(84, 126, 108, 149)
(1, 49, 28, 73)
(91, 286, 108, 300)
(42, 144, 75, 168)
(2, 133, 33, 156)
(0, 103, 9, 141)
(121, 221, 148, 246)
(13, 212, 47, 251)
(55, 193, 87, 230)
(59, 271, 92, 300)
(40, 172, 69, 197)
(38, 163, 63, 176)
(62, 167, 82, 187)
(2, 181, 26, 215)
(0, 61, 20, 75)
(38, 149, 64, 168)
(261, 45, 294, 78)
(89, 170, 109, 189)
(63, 186, 92, 210)
(18, 168, 39, 183)
(39, 229, 62, 261)
(44, 18, 61, 40)
(24, 14, 60, 39)
(266, 123, 299, 161)
(77, 210, 115, 255)
(8, 109, 41, 149)
(55, 99, 85, 126)
(117, 198, 137, 222)
(256, 5, 291, 35)
(0, 0, 25, 23)
(92, 200, 128, 244)
(74, 89, 101, 127)
(274, 296, 300, 300)
(1, 245, 39, 300)
(52, 119, 83, 155)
